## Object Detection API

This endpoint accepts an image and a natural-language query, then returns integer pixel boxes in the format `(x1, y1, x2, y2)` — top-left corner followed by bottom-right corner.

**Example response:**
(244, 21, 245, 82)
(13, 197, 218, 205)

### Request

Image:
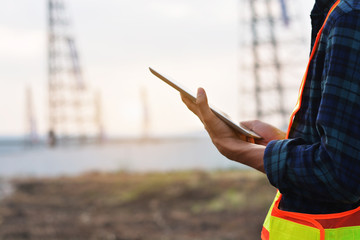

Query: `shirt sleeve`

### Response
(264, 11, 360, 204)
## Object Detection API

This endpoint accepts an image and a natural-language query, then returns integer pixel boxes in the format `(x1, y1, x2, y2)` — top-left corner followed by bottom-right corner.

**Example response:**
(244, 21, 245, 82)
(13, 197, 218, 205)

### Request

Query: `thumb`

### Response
(240, 120, 257, 132)
(196, 88, 213, 121)
(240, 121, 256, 130)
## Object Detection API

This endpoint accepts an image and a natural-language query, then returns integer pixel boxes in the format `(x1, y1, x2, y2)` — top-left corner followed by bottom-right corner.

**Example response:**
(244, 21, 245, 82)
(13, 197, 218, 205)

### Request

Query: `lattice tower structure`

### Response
(238, 0, 308, 130)
(94, 90, 105, 142)
(25, 86, 38, 144)
(47, 0, 100, 141)
(140, 87, 150, 139)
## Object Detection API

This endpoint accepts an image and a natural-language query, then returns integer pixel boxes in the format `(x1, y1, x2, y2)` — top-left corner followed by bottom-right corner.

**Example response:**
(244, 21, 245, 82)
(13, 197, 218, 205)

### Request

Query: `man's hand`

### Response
(240, 120, 286, 146)
(180, 87, 266, 173)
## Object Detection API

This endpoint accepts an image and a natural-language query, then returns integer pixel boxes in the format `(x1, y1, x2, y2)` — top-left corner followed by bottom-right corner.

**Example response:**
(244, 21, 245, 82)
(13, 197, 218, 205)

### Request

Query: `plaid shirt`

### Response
(264, 0, 360, 214)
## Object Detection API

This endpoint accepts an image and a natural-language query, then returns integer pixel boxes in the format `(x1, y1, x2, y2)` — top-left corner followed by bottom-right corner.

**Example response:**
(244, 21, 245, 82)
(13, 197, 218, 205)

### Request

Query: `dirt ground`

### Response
(0, 170, 276, 240)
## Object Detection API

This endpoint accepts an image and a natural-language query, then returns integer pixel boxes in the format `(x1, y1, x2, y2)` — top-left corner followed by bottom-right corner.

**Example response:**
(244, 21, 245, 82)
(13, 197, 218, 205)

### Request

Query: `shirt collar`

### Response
(313, 0, 337, 15)
(309, 0, 337, 51)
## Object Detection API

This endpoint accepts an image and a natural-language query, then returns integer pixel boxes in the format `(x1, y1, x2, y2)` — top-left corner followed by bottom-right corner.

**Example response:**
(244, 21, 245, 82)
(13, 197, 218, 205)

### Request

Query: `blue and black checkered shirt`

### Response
(264, 0, 360, 214)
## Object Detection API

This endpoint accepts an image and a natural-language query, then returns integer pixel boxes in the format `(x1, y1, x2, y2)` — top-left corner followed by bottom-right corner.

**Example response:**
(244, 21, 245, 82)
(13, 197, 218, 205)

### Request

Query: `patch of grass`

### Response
(1, 169, 276, 240)
(191, 189, 247, 213)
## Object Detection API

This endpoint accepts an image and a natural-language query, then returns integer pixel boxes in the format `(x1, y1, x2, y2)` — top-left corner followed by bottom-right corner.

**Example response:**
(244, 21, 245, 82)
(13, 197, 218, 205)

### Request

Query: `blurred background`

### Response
(0, 0, 315, 239)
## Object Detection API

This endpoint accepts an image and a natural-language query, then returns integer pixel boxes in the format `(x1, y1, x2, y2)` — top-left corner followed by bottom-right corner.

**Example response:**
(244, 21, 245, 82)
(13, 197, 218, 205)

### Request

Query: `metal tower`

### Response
(47, 0, 102, 143)
(239, 0, 307, 129)
(140, 87, 150, 139)
(94, 91, 105, 142)
(25, 86, 38, 144)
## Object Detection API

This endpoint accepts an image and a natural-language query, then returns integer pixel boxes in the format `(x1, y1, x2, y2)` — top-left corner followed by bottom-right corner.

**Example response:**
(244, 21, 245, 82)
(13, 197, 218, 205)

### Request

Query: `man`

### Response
(181, 0, 360, 239)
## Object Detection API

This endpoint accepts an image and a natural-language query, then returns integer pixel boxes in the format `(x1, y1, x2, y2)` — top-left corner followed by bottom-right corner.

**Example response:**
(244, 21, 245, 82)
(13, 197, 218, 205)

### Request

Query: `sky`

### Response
(0, 0, 315, 137)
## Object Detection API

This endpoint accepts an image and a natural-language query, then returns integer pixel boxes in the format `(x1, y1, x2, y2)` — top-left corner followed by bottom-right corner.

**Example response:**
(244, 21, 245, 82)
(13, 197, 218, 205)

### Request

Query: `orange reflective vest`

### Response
(261, 0, 360, 239)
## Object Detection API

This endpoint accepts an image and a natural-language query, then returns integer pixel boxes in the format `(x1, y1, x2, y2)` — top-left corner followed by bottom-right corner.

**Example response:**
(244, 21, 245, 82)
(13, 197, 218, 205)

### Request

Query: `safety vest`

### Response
(261, 0, 360, 239)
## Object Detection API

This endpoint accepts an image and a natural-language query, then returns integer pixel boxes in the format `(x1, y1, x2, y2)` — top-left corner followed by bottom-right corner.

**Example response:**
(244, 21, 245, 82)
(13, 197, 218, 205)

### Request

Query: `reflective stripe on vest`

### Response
(285, 0, 340, 139)
(260, 0, 360, 239)
(262, 192, 360, 240)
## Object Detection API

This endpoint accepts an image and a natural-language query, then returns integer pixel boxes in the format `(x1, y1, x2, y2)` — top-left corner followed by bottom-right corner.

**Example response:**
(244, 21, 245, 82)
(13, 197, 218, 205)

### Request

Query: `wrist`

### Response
(234, 143, 266, 173)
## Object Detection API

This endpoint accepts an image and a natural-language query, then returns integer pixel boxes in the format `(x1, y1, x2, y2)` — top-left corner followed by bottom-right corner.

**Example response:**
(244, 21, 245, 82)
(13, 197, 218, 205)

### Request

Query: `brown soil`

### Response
(0, 170, 276, 240)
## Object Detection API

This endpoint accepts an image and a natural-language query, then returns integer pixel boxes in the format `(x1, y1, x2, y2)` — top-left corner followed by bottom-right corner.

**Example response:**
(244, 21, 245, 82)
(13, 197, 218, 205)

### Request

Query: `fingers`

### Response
(181, 93, 197, 114)
(181, 87, 215, 123)
(196, 88, 216, 123)
(182, 88, 218, 130)
(180, 93, 203, 123)
(239, 121, 260, 143)
(182, 88, 255, 144)
(240, 120, 258, 132)
(238, 134, 254, 143)
(246, 137, 255, 143)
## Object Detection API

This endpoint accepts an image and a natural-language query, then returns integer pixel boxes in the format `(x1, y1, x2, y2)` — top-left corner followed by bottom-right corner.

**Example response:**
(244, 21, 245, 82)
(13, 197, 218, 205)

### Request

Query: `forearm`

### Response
(238, 143, 266, 173)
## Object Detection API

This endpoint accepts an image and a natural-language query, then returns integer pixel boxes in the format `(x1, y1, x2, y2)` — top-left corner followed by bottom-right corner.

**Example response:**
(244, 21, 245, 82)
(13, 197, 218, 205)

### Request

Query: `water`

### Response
(0, 137, 247, 178)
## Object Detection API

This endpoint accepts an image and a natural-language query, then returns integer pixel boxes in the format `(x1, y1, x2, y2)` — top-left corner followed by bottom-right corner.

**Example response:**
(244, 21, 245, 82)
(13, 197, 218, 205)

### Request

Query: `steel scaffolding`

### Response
(47, 0, 103, 144)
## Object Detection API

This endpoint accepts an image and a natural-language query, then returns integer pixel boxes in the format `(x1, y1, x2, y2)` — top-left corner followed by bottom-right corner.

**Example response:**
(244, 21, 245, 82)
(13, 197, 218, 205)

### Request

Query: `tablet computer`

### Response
(149, 67, 262, 139)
